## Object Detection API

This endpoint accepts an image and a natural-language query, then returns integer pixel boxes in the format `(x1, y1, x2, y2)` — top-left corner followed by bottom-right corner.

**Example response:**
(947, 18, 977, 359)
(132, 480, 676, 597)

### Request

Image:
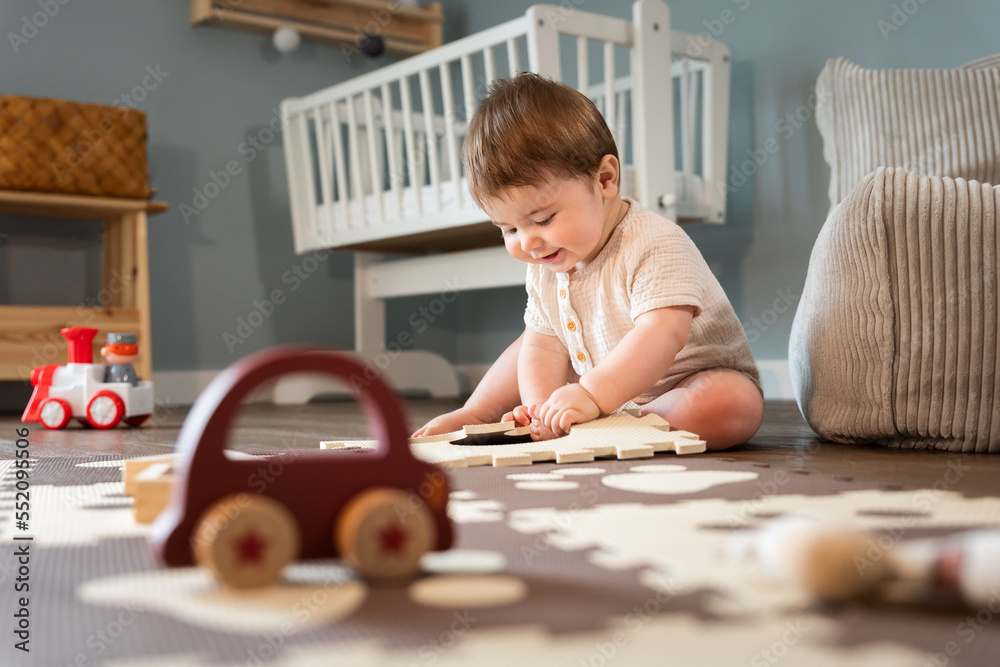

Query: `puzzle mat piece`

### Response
(506, 488, 1000, 618)
(321, 412, 707, 467)
(95, 614, 927, 667)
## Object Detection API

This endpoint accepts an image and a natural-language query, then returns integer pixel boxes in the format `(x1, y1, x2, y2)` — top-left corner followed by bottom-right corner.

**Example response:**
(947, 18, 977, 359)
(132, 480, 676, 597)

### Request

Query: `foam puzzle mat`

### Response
(3, 449, 1000, 665)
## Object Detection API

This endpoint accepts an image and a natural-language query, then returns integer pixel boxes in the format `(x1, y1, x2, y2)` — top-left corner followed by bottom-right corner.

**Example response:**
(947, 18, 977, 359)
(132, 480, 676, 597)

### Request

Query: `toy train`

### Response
(21, 327, 153, 429)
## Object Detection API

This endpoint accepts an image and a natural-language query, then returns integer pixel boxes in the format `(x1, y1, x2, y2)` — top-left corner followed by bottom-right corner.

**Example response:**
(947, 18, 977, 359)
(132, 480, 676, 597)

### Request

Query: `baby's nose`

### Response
(520, 230, 542, 252)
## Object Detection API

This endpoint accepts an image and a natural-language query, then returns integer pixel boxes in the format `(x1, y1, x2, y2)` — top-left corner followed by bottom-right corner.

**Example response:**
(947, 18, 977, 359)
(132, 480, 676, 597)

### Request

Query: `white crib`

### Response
(277, 0, 730, 401)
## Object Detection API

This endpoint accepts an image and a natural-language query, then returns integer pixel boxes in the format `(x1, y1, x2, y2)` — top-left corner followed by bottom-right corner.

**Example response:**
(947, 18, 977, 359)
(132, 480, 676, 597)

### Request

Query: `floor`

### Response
(3, 399, 998, 496)
(4, 399, 1000, 666)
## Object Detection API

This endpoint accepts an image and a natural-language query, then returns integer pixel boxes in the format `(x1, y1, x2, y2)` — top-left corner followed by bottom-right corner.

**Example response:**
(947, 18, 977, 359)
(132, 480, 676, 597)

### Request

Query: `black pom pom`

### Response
(361, 33, 385, 58)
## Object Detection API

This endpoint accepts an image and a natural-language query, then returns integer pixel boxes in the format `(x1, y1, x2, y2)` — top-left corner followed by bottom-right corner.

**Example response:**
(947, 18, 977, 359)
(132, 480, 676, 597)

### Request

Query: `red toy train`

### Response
(21, 327, 153, 429)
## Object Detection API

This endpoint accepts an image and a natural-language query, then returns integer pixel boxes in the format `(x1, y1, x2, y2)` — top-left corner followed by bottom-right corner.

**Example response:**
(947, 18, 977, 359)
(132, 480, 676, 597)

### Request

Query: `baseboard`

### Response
(756, 359, 793, 400)
(151, 370, 220, 406)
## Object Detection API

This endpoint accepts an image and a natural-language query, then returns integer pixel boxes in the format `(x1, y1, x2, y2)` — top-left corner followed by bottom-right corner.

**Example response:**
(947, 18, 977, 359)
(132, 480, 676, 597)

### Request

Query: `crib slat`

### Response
(507, 38, 519, 75)
(344, 95, 368, 226)
(400, 75, 423, 215)
(577, 36, 588, 93)
(617, 87, 627, 163)
(681, 57, 694, 181)
(484, 45, 496, 88)
(460, 54, 475, 118)
(363, 89, 384, 226)
(604, 41, 615, 144)
(439, 62, 462, 211)
(311, 107, 335, 237)
(326, 101, 350, 230)
(285, 110, 319, 252)
(381, 82, 403, 220)
(419, 68, 442, 214)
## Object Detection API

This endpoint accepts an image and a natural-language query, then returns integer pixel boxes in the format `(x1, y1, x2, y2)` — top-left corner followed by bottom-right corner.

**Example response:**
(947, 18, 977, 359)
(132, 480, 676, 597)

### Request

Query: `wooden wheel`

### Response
(335, 487, 436, 580)
(39, 398, 72, 429)
(193, 494, 301, 588)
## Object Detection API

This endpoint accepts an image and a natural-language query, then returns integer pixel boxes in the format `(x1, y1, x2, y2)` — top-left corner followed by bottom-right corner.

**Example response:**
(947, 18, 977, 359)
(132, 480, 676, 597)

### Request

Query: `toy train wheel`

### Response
(335, 487, 436, 580)
(193, 494, 301, 588)
(86, 391, 125, 429)
(125, 414, 151, 427)
(39, 398, 72, 430)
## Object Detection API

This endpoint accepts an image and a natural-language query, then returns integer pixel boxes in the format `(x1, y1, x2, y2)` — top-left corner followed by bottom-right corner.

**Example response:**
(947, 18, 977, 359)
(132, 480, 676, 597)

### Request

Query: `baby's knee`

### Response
(671, 371, 762, 449)
(710, 375, 763, 445)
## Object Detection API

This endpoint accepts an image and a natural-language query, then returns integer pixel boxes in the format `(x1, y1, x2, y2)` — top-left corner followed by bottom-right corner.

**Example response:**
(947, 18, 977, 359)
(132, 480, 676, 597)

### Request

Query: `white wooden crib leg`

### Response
(273, 252, 461, 405)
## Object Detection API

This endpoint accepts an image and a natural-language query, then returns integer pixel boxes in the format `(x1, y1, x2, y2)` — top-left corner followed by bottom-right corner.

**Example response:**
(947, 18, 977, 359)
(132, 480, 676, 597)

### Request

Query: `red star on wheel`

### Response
(379, 523, 408, 554)
(235, 530, 266, 564)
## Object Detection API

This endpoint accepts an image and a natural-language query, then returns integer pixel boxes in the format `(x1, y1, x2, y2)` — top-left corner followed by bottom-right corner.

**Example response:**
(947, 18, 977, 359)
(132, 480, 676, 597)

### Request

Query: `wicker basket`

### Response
(0, 96, 149, 199)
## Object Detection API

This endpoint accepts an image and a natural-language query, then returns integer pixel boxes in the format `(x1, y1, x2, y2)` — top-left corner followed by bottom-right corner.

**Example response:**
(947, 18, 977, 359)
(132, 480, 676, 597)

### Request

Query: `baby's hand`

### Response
(501, 405, 533, 427)
(412, 407, 482, 438)
(536, 384, 602, 437)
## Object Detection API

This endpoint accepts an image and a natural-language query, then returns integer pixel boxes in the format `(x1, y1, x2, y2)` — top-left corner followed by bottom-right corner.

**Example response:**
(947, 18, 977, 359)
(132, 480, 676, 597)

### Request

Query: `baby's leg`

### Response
(638, 369, 763, 451)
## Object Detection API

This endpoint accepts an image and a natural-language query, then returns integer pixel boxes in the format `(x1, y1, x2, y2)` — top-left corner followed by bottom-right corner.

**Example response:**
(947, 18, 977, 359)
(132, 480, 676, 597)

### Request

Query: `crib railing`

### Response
(281, 0, 730, 254)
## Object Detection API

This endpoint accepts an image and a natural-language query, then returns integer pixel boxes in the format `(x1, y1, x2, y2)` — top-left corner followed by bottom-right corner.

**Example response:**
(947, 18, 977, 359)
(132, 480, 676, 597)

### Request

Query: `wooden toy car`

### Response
(21, 327, 153, 429)
(149, 346, 454, 588)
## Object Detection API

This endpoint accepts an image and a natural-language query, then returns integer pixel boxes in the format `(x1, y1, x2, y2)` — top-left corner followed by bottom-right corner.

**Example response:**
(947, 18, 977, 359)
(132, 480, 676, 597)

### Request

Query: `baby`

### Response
(414, 73, 763, 450)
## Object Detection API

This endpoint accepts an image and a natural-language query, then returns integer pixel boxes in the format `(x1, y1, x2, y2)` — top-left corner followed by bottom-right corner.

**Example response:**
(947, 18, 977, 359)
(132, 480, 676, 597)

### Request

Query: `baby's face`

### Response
(484, 175, 612, 273)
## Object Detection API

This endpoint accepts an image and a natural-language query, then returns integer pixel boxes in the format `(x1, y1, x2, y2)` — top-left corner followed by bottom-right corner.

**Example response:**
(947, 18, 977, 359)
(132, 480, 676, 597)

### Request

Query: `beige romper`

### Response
(523, 197, 761, 405)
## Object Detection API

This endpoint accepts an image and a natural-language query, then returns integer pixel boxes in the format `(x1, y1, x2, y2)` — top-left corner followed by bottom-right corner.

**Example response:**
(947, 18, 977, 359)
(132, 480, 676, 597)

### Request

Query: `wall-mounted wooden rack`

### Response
(191, 0, 444, 57)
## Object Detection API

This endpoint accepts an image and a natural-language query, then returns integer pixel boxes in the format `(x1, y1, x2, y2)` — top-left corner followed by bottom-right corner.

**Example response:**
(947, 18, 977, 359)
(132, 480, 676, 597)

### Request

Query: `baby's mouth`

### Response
(538, 249, 563, 263)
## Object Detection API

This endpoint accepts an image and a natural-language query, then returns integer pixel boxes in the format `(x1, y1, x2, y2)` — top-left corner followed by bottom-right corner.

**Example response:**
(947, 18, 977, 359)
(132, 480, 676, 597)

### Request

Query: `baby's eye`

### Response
(536, 215, 554, 226)
(501, 227, 516, 236)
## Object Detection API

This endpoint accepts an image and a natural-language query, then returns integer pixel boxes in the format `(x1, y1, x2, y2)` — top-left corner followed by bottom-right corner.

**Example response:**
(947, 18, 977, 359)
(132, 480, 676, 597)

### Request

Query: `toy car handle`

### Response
(174, 346, 413, 469)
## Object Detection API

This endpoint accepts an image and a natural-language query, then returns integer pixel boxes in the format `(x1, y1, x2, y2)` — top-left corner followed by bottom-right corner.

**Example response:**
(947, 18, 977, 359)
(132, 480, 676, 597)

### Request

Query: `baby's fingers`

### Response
(513, 405, 532, 426)
(557, 409, 586, 435)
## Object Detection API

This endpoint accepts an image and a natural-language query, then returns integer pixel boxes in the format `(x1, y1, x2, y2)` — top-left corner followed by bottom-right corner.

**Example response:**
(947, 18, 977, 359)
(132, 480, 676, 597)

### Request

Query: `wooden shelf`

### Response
(191, 0, 443, 57)
(0, 189, 167, 219)
(0, 190, 167, 382)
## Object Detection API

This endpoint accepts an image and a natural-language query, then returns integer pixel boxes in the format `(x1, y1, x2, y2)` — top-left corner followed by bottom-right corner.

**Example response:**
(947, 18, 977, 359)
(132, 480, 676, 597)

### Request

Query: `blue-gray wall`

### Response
(1, 0, 995, 378)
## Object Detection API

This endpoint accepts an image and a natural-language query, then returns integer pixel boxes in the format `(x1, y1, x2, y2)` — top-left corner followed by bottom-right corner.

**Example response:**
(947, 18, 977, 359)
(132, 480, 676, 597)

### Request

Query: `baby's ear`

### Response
(596, 154, 620, 194)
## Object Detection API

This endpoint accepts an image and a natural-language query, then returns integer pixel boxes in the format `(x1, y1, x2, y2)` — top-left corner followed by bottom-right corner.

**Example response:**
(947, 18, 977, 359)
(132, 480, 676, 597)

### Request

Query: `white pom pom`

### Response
(273, 26, 301, 54)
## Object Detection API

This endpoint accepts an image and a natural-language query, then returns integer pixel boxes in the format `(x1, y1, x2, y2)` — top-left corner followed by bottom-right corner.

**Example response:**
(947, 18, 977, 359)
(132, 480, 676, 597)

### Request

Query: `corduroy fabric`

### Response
(815, 58, 1000, 208)
(790, 167, 1000, 452)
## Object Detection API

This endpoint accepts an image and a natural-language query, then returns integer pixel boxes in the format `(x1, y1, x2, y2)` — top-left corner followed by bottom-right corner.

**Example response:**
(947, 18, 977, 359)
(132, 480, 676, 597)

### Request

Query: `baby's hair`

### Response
(463, 72, 618, 206)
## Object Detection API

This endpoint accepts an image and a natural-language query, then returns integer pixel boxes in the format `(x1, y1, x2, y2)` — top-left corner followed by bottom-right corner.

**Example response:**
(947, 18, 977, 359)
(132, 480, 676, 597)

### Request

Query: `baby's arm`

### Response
(537, 305, 694, 434)
(412, 331, 524, 437)
(518, 328, 571, 408)
(515, 328, 571, 439)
